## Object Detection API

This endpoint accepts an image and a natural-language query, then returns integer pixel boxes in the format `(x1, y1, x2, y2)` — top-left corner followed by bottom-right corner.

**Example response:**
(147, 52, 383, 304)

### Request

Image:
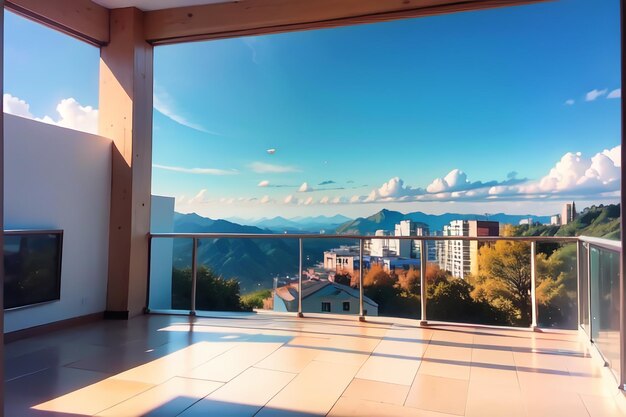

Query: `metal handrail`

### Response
(579, 235, 622, 252)
(150, 232, 582, 243)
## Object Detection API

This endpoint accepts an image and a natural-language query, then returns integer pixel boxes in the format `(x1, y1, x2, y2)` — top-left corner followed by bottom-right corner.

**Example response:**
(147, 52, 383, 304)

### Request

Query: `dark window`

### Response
(343, 302, 350, 311)
(321, 302, 331, 312)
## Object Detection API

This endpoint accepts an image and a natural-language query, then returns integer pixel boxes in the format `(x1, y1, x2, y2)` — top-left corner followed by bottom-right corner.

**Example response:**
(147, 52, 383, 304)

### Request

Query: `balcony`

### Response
(6, 233, 624, 416)
(5, 311, 624, 417)
(2, 0, 625, 416)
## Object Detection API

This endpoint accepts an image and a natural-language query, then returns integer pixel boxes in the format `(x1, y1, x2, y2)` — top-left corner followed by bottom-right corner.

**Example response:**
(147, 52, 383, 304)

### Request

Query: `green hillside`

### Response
(514, 204, 620, 240)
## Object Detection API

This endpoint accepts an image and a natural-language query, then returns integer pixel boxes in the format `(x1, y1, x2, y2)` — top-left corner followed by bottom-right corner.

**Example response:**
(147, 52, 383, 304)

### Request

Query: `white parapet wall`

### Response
(4, 114, 112, 332)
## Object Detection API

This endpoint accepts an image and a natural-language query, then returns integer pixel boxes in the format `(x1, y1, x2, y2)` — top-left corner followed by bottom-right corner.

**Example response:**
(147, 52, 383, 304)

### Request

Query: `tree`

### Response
(397, 267, 420, 294)
(241, 289, 272, 310)
(172, 266, 244, 311)
(362, 264, 409, 316)
(333, 272, 352, 287)
(535, 244, 577, 329)
(472, 240, 532, 326)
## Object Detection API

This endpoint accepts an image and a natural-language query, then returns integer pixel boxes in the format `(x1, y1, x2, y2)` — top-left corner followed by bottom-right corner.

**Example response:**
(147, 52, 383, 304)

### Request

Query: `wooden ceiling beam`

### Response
(5, 0, 110, 46)
(144, 0, 551, 45)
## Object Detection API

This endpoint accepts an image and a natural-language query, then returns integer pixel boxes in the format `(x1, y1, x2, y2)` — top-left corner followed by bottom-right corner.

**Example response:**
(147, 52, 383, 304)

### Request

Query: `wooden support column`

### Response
(99, 7, 153, 319)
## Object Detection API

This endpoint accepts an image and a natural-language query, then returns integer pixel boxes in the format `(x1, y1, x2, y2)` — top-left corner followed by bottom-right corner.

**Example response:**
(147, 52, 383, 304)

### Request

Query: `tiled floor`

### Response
(5, 313, 626, 417)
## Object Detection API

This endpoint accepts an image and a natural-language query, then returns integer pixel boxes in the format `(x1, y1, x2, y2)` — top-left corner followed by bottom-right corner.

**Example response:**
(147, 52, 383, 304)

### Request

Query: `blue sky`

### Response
(4, 0, 622, 219)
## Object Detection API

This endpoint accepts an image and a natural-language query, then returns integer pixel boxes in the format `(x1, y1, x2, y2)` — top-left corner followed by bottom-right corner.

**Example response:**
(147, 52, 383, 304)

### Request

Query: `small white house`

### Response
(273, 279, 378, 316)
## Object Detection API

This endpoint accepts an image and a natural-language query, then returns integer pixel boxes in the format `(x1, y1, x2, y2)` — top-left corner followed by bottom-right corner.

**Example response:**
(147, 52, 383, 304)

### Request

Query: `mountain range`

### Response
(225, 214, 352, 233)
(172, 209, 552, 292)
(335, 209, 551, 235)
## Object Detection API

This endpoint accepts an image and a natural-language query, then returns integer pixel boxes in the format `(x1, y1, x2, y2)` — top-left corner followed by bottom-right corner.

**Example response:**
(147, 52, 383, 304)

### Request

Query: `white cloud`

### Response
(153, 85, 218, 135)
(565, 99, 575, 106)
(260, 195, 272, 204)
(341, 144, 621, 205)
(426, 169, 470, 193)
(585, 89, 608, 101)
(153, 164, 238, 175)
(320, 196, 330, 204)
(284, 195, 297, 204)
(298, 182, 313, 192)
(258, 180, 270, 187)
(602, 146, 621, 167)
(4, 93, 98, 134)
(249, 162, 300, 173)
(189, 189, 208, 205)
(607, 88, 621, 99)
(303, 197, 314, 205)
(4, 94, 33, 118)
(365, 177, 421, 202)
(490, 145, 621, 197)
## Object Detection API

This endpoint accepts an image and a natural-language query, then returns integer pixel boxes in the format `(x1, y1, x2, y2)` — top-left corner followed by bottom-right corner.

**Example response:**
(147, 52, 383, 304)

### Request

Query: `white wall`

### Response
(4, 114, 112, 332)
(149, 195, 174, 310)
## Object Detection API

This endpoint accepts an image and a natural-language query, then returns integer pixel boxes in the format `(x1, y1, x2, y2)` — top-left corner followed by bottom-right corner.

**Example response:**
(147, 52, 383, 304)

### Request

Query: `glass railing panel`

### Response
(361, 238, 423, 320)
(535, 242, 578, 329)
(578, 242, 590, 333)
(192, 237, 297, 312)
(149, 237, 193, 311)
(432, 239, 532, 327)
(590, 245, 620, 380)
(297, 238, 364, 317)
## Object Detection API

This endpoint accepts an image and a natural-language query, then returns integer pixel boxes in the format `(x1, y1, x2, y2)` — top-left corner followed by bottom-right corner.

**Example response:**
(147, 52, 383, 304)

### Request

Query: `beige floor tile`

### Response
(257, 360, 361, 417)
(405, 374, 469, 416)
(254, 345, 321, 373)
(179, 367, 295, 417)
(465, 382, 526, 417)
(342, 378, 410, 405)
(471, 347, 515, 366)
(329, 396, 458, 417)
(470, 365, 519, 389)
(356, 355, 421, 386)
(424, 345, 473, 362)
(374, 339, 428, 359)
(581, 393, 624, 417)
(180, 342, 283, 382)
(418, 360, 471, 380)
(430, 329, 474, 345)
(32, 377, 154, 416)
(522, 390, 590, 417)
(111, 341, 235, 384)
(7, 314, 625, 417)
(5, 366, 111, 417)
(97, 377, 223, 417)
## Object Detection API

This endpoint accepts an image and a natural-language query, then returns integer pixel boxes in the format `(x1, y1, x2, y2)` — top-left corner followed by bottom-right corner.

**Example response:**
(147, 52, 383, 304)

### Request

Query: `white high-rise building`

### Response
(561, 202, 576, 225)
(437, 220, 499, 279)
(368, 220, 430, 259)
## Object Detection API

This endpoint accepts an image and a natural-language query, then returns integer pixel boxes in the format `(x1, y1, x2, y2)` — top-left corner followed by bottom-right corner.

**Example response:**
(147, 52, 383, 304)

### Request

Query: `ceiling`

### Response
(92, 0, 233, 11)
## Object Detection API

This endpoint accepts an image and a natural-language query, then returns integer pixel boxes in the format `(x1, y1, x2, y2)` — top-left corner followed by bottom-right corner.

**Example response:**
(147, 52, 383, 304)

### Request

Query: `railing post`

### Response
(359, 238, 365, 322)
(576, 240, 582, 329)
(190, 237, 198, 316)
(420, 239, 427, 326)
(530, 240, 538, 330)
(297, 238, 304, 318)
(587, 243, 593, 336)
(145, 235, 152, 314)
(621, 241, 626, 390)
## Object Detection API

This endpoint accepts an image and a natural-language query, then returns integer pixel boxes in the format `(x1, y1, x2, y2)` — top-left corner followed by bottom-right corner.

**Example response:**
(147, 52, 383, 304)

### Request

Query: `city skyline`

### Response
(3, 0, 622, 219)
